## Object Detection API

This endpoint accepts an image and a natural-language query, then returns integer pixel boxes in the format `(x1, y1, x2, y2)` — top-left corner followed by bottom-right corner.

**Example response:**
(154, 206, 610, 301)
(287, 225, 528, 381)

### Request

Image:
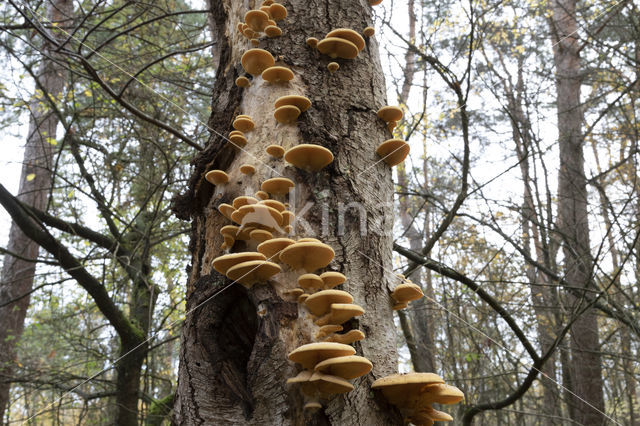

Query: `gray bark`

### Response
(0, 0, 73, 420)
(549, 0, 606, 423)
(172, 1, 401, 424)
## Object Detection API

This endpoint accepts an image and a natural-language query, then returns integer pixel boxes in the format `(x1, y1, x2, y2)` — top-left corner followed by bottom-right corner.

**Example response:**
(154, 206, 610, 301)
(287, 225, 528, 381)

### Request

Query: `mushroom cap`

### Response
(306, 37, 319, 48)
(320, 271, 346, 289)
(250, 229, 273, 242)
(304, 402, 323, 411)
(327, 329, 365, 344)
(326, 28, 365, 51)
(259, 5, 273, 16)
(288, 342, 355, 369)
(229, 133, 248, 147)
(298, 293, 309, 303)
(392, 301, 409, 311)
(250, 38, 259, 47)
(281, 210, 295, 226)
(286, 369, 313, 385)
(266, 144, 286, 158)
(418, 406, 454, 422)
(275, 95, 311, 112)
(392, 282, 424, 303)
(371, 373, 446, 407)
(369, 0, 383, 5)
(309, 372, 354, 394)
(239, 164, 256, 175)
(316, 324, 343, 338)
(226, 260, 281, 287)
(317, 37, 359, 59)
(245, 10, 270, 31)
(304, 290, 354, 316)
(241, 48, 275, 76)
(233, 116, 255, 132)
(212, 252, 267, 275)
(232, 196, 259, 209)
(235, 76, 251, 87)
(284, 144, 334, 172)
(259, 199, 285, 212)
(279, 241, 335, 272)
(218, 203, 236, 220)
(269, 3, 287, 20)
(264, 25, 282, 37)
(255, 190, 269, 200)
(316, 303, 364, 325)
(376, 138, 410, 167)
(314, 355, 372, 380)
(232, 204, 284, 229)
(262, 66, 293, 82)
(377, 106, 404, 122)
(205, 170, 229, 185)
(298, 273, 324, 290)
(257, 237, 295, 259)
(220, 225, 240, 238)
(363, 26, 375, 37)
(261, 177, 295, 195)
(418, 384, 465, 405)
(274, 105, 301, 123)
(327, 62, 339, 73)
(285, 288, 305, 298)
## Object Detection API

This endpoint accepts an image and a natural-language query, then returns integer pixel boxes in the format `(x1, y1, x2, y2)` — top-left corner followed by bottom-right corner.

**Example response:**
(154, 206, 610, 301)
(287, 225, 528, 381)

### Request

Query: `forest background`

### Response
(0, 0, 638, 424)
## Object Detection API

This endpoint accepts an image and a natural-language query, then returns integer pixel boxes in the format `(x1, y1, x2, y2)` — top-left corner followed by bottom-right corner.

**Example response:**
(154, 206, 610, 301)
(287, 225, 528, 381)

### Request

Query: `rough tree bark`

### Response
(0, 0, 73, 420)
(549, 0, 606, 423)
(172, 0, 402, 424)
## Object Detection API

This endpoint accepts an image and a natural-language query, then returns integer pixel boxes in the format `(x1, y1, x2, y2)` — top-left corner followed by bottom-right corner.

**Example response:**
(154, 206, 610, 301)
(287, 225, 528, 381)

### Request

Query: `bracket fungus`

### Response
(255, 190, 269, 200)
(304, 290, 354, 316)
(217, 203, 235, 221)
(279, 241, 335, 272)
(275, 95, 312, 112)
(371, 373, 464, 424)
(326, 29, 365, 52)
(231, 204, 284, 230)
(288, 342, 355, 370)
(226, 259, 281, 287)
(314, 355, 372, 380)
(212, 252, 267, 275)
(239, 164, 256, 175)
(241, 48, 275, 76)
(257, 237, 295, 259)
(306, 37, 319, 48)
(245, 10, 270, 32)
(260, 199, 285, 212)
(284, 144, 334, 171)
(315, 303, 365, 326)
(391, 281, 424, 310)
(205, 170, 229, 185)
(264, 25, 283, 38)
(261, 177, 295, 195)
(232, 195, 259, 209)
(317, 37, 358, 59)
(363, 26, 375, 37)
(376, 138, 410, 167)
(268, 3, 287, 21)
(320, 271, 346, 289)
(262, 65, 294, 83)
(327, 62, 339, 73)
(266, 144, 286, 158)
(298, 273, 324, 292)
(233, 115, 255, 132)
(235, 76, 251, 87)
(274, 105, 301, 124)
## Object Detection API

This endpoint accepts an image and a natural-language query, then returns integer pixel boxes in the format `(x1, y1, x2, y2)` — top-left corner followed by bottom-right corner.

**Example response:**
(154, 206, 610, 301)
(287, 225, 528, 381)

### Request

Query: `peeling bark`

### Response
(173, 1, 401, 424)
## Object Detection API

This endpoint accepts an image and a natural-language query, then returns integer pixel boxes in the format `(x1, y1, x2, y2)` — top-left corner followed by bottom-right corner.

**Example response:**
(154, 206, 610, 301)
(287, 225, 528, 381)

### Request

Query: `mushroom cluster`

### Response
(237, 1, 287, 46)
(371, 373, 464, 425)
(374, 106, 410, 167)
(282, 240, 371, 410)
(391, 274, 424, 310)
(307, 28, 367, 73)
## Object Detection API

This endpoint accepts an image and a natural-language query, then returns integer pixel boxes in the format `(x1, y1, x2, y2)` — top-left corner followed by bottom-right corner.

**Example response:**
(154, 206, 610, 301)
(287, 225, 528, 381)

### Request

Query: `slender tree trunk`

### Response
(549, 0, 606, 423)
(0, 1, 73, 420)
(173, 1, 400, 424)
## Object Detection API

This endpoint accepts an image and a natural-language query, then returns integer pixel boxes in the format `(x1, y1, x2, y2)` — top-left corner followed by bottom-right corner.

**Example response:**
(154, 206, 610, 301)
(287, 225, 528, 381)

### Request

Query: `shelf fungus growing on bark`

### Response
(241, 48, 275, 76)
(376, 138, 410, 167)
(391, 280, 424, 310)
(266, 144, 286, 158)
(261, 65, 294, 83)
(327, 62, 339, 73)
(316, 28, 366, 60)
(204, 170, 229, 185)
(273, 95, 311, 124)
(238, 2, 287, 44)
(284, 144, 334, 172)
(371, 373, 464, 425)
(232, 114, 255, 132)
(377, 105, 404, 134)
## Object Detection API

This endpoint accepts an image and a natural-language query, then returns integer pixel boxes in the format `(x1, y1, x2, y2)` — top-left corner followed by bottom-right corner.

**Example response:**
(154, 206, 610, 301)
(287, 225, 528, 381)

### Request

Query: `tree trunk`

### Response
(549, 0, 606, 423)
(0, 0, 73, 420)
(172, 1, 401, 424)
